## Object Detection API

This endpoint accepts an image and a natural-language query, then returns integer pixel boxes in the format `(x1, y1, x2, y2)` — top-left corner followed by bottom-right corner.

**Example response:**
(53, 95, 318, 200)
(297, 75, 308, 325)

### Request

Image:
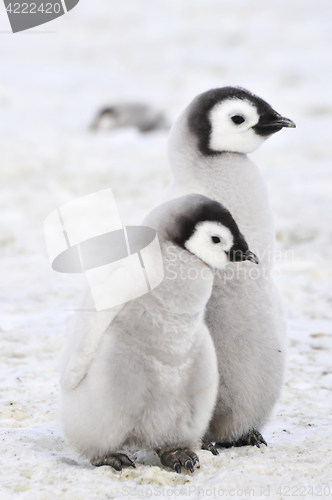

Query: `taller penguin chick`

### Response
(60, 194, 258, 474)
(162, 87, 295, 447)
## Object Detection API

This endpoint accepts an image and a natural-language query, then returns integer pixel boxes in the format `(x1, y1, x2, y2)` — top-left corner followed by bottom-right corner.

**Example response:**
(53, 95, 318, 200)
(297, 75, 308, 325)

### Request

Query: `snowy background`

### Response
(0, 0, 331, 498)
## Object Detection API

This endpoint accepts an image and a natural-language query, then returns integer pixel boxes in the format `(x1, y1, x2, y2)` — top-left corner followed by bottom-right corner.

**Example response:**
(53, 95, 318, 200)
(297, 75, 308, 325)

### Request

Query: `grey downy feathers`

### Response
(60, 193, 257, 472)
(161, 87, 295, 446)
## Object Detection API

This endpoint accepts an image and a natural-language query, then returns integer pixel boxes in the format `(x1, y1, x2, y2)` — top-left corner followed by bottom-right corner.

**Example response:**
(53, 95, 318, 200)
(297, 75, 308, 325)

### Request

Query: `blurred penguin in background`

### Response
(91, 103, 169, 133)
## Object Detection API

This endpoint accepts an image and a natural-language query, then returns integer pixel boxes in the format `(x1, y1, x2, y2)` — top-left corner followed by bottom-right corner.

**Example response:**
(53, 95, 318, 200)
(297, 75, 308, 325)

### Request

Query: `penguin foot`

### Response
(217, 429, 267, 449)
(246, 430, 267, 448)
(159, 448, 200, 474)
(201, 439, 219, 456)
(91, 453, 136, 472)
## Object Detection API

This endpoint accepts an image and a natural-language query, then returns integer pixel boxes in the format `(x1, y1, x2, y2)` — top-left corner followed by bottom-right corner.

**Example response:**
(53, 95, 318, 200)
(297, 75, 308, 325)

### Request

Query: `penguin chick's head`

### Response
(170, 194, 259, 269)
(187, 86, 295, 156)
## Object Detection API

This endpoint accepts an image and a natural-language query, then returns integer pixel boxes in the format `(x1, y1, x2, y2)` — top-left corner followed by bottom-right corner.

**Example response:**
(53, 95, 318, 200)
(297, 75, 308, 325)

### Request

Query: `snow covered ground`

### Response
(0, 1, 331, 498)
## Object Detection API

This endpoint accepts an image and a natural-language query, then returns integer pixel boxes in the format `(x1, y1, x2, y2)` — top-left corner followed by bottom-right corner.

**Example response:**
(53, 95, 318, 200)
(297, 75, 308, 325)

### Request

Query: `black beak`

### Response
(253, 115, 296, 136)
(228, 249, 259, 264)
(275, 116, 296, 128)
(244, 250, 259, 265)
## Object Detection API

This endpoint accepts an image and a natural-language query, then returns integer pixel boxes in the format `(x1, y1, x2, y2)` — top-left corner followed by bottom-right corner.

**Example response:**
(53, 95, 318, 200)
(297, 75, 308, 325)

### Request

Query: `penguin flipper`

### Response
(60, 287, 125, 391)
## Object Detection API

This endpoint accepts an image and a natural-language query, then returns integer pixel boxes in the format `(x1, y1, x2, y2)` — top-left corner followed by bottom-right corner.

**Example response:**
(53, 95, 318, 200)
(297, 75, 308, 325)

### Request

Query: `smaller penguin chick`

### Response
(60, 194, 258, 474)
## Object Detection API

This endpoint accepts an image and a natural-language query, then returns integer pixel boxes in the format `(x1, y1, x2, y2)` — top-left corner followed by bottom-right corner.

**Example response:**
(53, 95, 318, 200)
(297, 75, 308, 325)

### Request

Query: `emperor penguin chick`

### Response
(60, 194, 258, 474)
(162, 87, 296, 448)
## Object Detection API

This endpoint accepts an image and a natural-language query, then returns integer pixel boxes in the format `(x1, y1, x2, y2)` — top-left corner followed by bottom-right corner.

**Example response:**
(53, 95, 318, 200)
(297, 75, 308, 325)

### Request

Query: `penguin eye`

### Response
(231, 115, 245, 125)
(211, 236, 221, 244)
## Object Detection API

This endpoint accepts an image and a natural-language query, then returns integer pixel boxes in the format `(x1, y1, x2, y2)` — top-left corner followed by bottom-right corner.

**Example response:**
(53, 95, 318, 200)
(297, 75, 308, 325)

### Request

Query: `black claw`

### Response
(94, 456, 122, 471)
(202, 440, 219, 455)
(255, 431, 268, 447)
(160, 451, 181, 473)
(216, 429, 268, 449)
(248, 435, 259, 448)
(184, 449, 200, 466)
(116, 453, 136, 468)
(91, 452, 135, 472)
(174, 462, 181, 474)
(159, 448, 199, 474)
(184, 459, 194, 473)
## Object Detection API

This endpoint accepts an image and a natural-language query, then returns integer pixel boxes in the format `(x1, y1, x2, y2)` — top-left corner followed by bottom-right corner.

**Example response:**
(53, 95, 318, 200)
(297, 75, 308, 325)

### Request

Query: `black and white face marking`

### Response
(184, 221, 259, 268)
(187, 86, 295, 156)
(169, 195, 259, 269)
(209, 99, 264, 153)
(184, 221, 234, 269)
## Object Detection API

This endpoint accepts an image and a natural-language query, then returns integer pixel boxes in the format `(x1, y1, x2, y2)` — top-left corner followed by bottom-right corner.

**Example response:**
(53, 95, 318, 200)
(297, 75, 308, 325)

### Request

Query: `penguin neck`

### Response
(158, 241, 214, 316)
(167, 112, 258, 186)
(125, 242, 214, 365)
